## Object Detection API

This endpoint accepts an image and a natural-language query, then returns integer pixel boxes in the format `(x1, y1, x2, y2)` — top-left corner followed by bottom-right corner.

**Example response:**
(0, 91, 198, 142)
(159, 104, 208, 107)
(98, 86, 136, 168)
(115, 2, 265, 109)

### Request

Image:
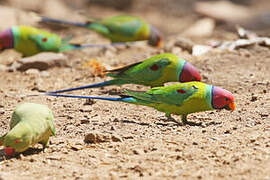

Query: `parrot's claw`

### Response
(164, 113, 182, 125)
(182, 120, 202, 126)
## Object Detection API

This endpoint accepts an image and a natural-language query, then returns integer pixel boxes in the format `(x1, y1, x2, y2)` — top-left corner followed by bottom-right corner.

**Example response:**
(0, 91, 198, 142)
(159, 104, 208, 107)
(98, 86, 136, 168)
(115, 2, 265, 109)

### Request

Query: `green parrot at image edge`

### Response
(40, 15, 163, 47)
(43, 82, 236, 126)
(0, 103, 55, 156)
(0, 25, 126, 57)
(46, 53, 202, 94)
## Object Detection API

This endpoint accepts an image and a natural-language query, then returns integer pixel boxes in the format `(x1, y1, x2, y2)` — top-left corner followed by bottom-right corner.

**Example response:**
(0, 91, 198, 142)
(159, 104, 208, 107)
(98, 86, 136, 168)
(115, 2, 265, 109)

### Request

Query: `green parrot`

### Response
(46, 53, 201, 94)
(41, 15, 163, 47)
(43, 82, 235, 125)
(0, 103, 55, 156)
(0, 25, 125, 57)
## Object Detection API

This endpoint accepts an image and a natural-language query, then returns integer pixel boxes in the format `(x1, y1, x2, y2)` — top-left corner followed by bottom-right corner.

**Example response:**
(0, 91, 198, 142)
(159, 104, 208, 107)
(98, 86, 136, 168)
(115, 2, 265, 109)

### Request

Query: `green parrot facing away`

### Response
(0, 25, 125, 57)
(0, 103, 55, 156)
(44, 82, 235, 126)
(46, 53, 202, 94)
(41, 15, 163, 47)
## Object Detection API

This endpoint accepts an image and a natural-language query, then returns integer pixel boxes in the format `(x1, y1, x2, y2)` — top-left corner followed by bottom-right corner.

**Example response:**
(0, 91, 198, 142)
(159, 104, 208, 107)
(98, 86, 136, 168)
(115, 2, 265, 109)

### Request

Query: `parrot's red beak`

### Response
(4, 147, 15, 156)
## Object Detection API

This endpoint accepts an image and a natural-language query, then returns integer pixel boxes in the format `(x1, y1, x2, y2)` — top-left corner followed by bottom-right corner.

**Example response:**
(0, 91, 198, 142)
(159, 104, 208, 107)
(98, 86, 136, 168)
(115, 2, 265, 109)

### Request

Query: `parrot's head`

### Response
(0, 28, 14, 51)
(212, 86, 235, 111)
(179, 62, 202, 82)
(4, 131, 30, 156)
(148, 26, 163, 48)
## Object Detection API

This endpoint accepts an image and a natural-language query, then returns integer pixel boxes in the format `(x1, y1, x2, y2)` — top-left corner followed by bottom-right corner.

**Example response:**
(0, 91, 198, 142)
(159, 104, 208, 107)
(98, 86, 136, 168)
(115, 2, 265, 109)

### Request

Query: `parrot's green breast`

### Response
(12, 26, 62, 56)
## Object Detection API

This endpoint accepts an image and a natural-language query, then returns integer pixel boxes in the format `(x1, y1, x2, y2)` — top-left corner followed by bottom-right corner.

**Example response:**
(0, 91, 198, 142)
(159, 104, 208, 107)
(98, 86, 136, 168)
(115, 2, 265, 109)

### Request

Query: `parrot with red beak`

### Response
(44, 82, 235, 126)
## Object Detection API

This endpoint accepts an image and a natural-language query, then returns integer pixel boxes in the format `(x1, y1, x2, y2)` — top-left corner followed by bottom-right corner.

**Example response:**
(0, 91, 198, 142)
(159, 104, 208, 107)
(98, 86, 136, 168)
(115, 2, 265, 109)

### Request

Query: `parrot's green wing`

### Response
(125, 83, 199, 106)
(28, 33, 61, 52)
(91, 16, 147, 42)
(102, 18, 143, 37)
(107, 58, 171, 84)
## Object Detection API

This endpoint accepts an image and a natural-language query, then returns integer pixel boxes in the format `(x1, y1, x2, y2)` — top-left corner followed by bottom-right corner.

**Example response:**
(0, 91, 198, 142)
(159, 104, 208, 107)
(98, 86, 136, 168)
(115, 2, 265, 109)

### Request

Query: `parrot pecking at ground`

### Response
(46, 53, 202, 94)
(0, 25, 126, 57)
(0, 103, 55, 156)
(40, 15, 163, 47)
(43, 82, 235, 126)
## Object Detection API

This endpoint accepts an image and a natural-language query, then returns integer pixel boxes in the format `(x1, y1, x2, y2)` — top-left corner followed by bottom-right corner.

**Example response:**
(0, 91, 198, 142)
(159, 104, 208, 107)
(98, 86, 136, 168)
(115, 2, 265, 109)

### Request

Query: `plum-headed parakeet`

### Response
(41, 15, 163, 47)
(44, 82, 235, 126)
(0, 25, 124, 57)
(0, 103, 55, 156)
(46, 53, 201, 94)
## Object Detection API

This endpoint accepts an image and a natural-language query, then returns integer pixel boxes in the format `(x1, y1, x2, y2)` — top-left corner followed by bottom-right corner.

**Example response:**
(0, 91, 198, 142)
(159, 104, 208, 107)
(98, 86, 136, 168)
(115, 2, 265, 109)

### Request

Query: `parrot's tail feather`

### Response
(45, 80, 117, 94)
(45, 93, 135, 103)
(59, 42, 131, 52)
(71, 42, 129, 49)
(0, 133, 7, 146)
(40, 16, 90, 27)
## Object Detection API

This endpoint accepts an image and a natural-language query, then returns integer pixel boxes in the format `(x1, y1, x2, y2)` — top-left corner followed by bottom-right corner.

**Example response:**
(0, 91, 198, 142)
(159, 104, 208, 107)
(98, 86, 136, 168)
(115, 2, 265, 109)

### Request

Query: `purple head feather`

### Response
(0, 28, 14, 50)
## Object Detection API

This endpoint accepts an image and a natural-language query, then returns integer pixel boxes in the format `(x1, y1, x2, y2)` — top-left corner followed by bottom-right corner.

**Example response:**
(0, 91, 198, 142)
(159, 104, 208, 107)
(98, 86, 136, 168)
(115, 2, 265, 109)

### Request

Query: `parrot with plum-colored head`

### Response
(46, 53, 201, 94)
(43, 82, 235, 126)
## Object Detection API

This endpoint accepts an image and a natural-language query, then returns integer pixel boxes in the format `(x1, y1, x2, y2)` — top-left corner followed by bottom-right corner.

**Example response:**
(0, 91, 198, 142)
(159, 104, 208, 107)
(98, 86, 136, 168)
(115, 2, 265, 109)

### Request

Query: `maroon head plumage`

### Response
(212, 86, 235, 111)
(179, 62, 202, 83)
(0, 28, 14, 50)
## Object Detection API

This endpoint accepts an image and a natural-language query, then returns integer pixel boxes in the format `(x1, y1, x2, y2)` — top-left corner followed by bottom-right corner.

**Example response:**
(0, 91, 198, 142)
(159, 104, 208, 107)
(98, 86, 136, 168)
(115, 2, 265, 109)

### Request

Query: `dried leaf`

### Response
(83, 58, 106, 77)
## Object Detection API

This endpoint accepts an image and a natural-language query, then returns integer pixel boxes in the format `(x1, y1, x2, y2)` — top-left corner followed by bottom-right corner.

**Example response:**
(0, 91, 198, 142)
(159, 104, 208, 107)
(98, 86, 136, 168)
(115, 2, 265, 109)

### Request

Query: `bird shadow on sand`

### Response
(119, 119, 151, 126)
(116, 118, 222, 128)
(100, 88, 123, 95)
(156, 117, 222, 127)
(0, 148, 43, 161)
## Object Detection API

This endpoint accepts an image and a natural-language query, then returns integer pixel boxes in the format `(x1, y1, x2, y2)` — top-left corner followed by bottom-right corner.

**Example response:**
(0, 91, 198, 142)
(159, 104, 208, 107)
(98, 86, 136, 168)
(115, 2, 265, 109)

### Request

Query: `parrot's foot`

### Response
(39, 136, 49, 149)
(165, 113, 182, 125)
(181, 115, 202, 126)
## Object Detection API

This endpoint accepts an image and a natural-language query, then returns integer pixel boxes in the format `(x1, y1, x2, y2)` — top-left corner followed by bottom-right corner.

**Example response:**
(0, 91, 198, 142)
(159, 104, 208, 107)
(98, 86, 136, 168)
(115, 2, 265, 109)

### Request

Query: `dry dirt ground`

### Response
(0, 1, 270, 180)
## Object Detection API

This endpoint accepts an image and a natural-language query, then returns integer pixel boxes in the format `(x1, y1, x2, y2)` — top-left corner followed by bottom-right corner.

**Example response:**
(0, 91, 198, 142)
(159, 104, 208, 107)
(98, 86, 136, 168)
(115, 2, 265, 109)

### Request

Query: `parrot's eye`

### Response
(224, 97, 229, 101)
(192, 85, 198, 89)
(14, 139, 21, 144)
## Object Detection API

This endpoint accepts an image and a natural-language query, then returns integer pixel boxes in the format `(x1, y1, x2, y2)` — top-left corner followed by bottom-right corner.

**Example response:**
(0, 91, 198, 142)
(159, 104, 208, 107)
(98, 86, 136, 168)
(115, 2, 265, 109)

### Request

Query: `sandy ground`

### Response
(0, 1, 270, 179)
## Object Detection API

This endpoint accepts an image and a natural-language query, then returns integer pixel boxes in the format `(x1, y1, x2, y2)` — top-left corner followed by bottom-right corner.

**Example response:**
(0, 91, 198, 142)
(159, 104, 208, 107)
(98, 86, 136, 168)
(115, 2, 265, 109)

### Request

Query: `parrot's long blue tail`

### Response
(45, 80, 120, 94)
(44, 93, 135, 103)
(41, 16, 90, 27)
(70, 42, 130, 49)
